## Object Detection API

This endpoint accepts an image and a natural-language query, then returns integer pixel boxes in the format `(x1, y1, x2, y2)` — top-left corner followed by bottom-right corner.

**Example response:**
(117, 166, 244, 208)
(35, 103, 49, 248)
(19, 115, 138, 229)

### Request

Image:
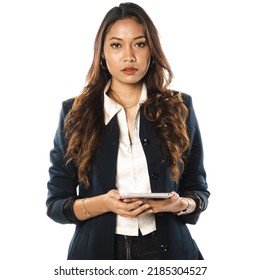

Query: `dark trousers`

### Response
(114, 231, 160, 260)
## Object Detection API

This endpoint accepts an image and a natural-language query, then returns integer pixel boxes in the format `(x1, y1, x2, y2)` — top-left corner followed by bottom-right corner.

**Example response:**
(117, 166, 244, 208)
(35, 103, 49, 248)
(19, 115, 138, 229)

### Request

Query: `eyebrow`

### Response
(109, 35, 146, 41)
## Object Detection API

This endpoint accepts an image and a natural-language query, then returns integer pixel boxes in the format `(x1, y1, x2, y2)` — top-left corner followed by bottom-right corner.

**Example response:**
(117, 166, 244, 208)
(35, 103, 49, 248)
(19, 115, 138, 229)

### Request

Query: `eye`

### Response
(111, 43, 121, 49)
(135, 42, 146, 48)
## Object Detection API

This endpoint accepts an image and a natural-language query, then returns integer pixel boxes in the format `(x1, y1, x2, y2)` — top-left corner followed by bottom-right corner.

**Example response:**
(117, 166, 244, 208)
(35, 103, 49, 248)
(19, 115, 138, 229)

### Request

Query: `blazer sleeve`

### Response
(46, 99, 79, 224)
(178, 94, 210, 224)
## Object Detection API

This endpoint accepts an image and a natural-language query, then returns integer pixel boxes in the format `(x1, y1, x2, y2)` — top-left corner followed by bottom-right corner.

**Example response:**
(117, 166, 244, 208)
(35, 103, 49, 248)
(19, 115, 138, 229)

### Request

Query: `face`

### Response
(102, 18, 151, 87)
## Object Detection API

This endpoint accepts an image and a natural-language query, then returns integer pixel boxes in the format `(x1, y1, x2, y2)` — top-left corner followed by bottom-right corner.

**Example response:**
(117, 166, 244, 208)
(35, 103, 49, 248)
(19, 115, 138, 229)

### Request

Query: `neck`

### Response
(109, 81, 142, 109)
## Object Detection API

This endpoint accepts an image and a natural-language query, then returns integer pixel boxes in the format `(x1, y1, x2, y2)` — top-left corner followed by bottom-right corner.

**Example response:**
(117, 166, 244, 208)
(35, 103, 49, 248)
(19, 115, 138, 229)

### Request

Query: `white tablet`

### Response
(121, 193, 173, 199)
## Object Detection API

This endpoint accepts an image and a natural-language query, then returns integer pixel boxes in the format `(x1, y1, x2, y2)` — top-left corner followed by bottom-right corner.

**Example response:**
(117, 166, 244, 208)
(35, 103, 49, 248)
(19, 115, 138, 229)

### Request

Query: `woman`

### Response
(46, 2, 210, 260)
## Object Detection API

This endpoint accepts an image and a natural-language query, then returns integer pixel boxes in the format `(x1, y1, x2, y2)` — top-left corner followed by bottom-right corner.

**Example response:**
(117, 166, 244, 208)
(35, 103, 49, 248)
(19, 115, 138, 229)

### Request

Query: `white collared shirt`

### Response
(104, 82, 156, 236)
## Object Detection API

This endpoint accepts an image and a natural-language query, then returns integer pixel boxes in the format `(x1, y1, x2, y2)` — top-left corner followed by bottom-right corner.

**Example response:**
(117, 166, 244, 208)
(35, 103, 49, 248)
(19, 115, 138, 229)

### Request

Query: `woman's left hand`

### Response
(145, 192, 184, 213)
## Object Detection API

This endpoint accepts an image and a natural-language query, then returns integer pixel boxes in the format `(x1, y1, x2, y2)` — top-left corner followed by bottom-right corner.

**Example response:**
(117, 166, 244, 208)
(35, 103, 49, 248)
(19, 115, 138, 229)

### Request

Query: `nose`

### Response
(123, 46, 136, 62)
(124, 56, 136, 62)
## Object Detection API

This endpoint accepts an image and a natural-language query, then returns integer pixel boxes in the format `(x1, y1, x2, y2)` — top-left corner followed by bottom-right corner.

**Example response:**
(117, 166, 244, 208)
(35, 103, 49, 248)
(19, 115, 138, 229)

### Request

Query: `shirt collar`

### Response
(104, 80, 147, 125)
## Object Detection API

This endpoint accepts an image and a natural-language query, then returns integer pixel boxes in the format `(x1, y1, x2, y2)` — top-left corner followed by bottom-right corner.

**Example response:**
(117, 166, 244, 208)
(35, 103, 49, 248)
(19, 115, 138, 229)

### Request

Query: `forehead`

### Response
(105, 18, 145, 39)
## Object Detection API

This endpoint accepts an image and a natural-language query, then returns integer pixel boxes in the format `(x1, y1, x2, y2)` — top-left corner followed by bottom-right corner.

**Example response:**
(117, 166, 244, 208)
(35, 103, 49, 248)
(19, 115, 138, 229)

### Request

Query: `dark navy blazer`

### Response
(46, 94, 210, 260)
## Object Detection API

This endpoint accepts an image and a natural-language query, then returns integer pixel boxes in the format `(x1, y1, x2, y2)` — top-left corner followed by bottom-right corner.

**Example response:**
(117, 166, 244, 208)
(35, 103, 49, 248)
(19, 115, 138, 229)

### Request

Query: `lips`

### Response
(122, 67, 138, 74)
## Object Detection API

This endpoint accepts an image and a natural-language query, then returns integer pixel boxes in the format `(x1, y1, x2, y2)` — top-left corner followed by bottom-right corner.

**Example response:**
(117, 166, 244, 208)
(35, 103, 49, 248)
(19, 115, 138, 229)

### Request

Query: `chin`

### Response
(120, 75, 145, 85)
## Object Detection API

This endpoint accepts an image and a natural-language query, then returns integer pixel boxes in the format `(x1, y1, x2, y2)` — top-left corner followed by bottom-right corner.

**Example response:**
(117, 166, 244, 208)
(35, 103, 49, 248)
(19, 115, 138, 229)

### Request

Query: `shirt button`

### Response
(151, 173, 159, 180)
(142, 138, 150, 146)
(160, 244, 168, 252)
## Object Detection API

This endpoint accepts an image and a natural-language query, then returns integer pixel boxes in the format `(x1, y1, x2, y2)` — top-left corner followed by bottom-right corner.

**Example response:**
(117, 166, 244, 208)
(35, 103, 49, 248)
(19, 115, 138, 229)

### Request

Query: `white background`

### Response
(1, 0, 259, 279)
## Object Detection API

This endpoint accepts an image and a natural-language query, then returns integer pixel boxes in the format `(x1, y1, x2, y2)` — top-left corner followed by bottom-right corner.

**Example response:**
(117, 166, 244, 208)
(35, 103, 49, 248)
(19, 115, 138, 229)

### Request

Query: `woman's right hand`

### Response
(103, 189, 153, 218)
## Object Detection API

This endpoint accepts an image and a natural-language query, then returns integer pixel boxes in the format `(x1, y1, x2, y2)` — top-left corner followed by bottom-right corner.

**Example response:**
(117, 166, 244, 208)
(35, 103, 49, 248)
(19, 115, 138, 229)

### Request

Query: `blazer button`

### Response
(142, 138, 150, 146)
(151, 173, 159, 180)
(160, 244, 168, 252)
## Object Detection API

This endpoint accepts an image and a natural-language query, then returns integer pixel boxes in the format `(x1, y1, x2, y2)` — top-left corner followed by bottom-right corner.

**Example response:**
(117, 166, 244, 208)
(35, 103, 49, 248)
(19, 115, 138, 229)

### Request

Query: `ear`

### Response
(101, 52, 105, 59)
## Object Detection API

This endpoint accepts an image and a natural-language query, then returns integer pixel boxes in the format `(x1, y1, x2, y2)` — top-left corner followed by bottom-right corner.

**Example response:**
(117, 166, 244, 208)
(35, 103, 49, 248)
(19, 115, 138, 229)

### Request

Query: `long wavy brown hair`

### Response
(65, 2, 190, 186)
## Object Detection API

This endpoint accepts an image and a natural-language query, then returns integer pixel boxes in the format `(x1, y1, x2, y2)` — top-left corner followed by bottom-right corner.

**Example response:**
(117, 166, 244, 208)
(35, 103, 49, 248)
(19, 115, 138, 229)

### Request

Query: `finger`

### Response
(125, 200, 143, 211)
(118, 202, 149, 218)
(135, 208, 154, 217)
(170, 192, 180, 201)
(115, 200, 143, 217)
(108, 189, 121, 200)
(122, 198, 141, 203)
(128, 203, 151, 217)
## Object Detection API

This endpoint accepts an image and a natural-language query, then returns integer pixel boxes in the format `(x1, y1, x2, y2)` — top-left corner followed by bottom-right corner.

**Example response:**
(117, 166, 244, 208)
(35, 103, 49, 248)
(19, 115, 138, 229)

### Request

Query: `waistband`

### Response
(115, 230, 156, 240)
